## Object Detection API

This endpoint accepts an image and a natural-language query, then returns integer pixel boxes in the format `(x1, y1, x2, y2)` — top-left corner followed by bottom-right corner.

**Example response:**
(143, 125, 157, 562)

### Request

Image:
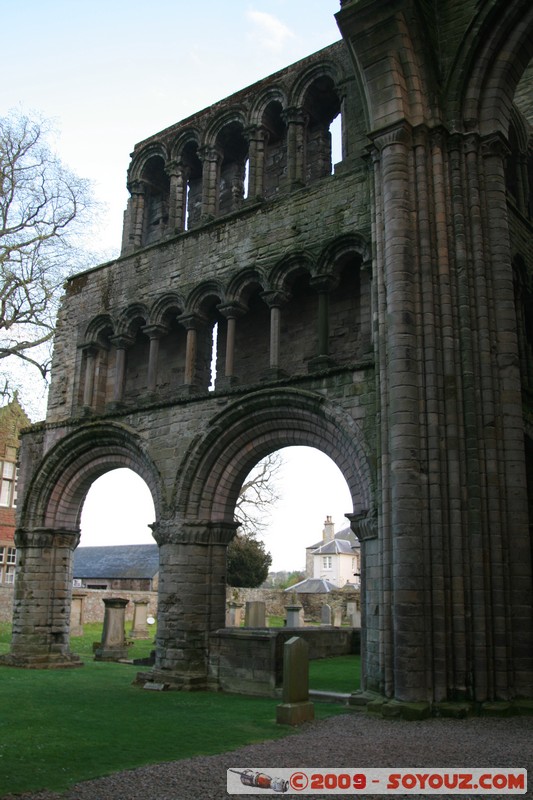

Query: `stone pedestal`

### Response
(130, 599, 150, 639)
(94, 598, 130, 661)
(285, 604, 304, 627)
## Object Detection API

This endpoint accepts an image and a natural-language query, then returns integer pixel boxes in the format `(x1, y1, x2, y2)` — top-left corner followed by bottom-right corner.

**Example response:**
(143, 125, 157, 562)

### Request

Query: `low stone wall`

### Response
(208, 627, 360, 696)
(228, 586, 360, 622)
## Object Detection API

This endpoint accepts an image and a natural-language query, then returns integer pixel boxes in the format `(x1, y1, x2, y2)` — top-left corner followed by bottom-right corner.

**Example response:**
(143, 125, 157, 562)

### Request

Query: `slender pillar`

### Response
(1, 528, 82, 668)
(199, 146, 222, 219)
(81, 344, 98, 408)
(217, 302, 246, 386)
(128, 180, 147, 249)
(177, 313, 206, 393)
(110, 335, 133, 404)
(283, 107, 308, 188)
(145, 519, 238, 690)
(167, 159, 188, 233)
(143, 324, 167, 395)
(309, 275, 336, 371)
(246, 125, 268, 199)
(261, 290, 289, 379)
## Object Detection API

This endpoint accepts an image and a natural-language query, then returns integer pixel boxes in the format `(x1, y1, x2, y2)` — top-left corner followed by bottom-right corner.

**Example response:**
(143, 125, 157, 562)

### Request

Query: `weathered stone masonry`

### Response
(3, 1, 533, 711)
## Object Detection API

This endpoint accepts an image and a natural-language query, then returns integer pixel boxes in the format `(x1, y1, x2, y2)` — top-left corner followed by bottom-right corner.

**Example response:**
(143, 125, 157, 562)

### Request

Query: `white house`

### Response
(288, 516, 361, 593)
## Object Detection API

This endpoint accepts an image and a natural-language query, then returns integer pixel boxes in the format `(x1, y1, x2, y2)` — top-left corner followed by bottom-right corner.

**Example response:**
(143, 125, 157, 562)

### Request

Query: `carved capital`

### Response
(217, 302, 247, 320)
(151, 520, 238, 546)
(370, 121, 413, 152)
(260, 289, 291, 309)
(346, 510, 377, 541)
(15, 527, 81, 550)
(177, 312, 208, 331)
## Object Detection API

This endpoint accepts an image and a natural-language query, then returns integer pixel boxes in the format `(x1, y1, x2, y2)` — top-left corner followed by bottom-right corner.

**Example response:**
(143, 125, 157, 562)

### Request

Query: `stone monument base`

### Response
(276, 700, 315, 726)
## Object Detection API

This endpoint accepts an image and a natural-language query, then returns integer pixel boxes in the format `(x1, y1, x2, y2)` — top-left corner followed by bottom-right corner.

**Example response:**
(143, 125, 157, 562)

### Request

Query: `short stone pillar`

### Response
(333, 607, 342, 627)
(285, 604, 304, 627)
(276, 636, 315, 725)
(70, 592, 86, 637)
(226, 601, 244, 627)
(94, 598, 130, 661)
(321, 603, 332, 626)
(244, 600, 266, 627)
(130, 599, 150, 639)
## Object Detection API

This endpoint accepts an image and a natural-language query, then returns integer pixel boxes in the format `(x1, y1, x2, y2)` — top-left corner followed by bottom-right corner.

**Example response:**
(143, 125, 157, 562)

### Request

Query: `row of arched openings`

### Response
(123, 67, 344, 251)
(79, 242, 371, 411)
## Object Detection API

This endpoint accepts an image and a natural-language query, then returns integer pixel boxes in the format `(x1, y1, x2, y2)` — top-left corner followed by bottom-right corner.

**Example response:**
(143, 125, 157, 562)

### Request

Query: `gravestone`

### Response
(333, 607, 342, 627)
(226, 601, 244, 627)
(285, 604, 304, 627)
(276, 636, 315, 725)
(321, 603, 332, 626)
(130, 599, 150, 639)
(69, 592, 86, 637)
(94, 598, 130, 661)
(244, 600, 266, 627)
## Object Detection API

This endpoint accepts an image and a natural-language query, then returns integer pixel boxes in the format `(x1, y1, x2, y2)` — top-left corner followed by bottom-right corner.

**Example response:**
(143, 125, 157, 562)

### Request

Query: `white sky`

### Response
(2, 0, 354, 571)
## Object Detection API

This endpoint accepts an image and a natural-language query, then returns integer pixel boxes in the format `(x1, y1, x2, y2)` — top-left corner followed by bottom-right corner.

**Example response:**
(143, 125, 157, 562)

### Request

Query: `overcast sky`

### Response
(2, 0, 354, 571)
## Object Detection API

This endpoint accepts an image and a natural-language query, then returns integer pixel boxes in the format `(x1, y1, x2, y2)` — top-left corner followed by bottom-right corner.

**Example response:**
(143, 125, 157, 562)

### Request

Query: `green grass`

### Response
(309, 654, 361, 693)
(0, 623, 356, 796)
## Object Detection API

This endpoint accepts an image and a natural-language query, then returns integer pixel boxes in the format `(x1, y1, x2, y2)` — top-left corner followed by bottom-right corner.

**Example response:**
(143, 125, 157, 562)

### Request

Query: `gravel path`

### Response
(4, 712, 531, 800)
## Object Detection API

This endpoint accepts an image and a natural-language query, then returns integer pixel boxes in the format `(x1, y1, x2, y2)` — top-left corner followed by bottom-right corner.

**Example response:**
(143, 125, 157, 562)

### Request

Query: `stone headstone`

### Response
(94, 598, 130, 661)
(285, 604, 304, 627)
(321, 603, 332, 626)
(69, 592, 86, 637)
(333, 607, 342, 627)
(130, 599, 151, 639)
(244, 600, 266, 627)
(276, 636, 314, 725)
(226, 601, 244, 627)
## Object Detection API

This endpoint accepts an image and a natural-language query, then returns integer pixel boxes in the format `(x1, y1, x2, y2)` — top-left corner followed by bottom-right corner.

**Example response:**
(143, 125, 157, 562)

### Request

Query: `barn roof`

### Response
(73, 544, 159, 579)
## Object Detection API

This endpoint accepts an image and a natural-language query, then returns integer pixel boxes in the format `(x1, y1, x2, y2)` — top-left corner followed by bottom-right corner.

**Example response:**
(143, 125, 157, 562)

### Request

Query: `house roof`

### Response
(313, 538, 354, 555)
(284, 577, 339, 594)
(306, 525, 360, 551)
(73, 544, 159, 579)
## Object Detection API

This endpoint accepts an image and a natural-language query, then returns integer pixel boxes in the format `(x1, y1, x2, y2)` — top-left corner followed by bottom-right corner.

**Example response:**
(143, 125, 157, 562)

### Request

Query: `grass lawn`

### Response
(0, 623, 358, 796)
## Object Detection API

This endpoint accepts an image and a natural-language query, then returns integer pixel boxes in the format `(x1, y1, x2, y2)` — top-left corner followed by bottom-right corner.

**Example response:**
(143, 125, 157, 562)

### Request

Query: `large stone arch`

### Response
(175, 387, 374, 524)
(3, 423, 163, 668)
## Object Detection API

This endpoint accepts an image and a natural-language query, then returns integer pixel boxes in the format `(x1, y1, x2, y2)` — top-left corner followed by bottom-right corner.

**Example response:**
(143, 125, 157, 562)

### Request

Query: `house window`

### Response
(5, 566, 15, 584)
(323, 555, 332, 570)
(6, 547, 16, 565)
(0, 460, 16, 507)
(0, 547, 4, 564)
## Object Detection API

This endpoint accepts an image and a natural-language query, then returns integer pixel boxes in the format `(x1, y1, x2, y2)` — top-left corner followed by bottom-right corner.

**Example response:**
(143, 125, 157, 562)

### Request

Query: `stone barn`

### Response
(3, 0, 533, 713)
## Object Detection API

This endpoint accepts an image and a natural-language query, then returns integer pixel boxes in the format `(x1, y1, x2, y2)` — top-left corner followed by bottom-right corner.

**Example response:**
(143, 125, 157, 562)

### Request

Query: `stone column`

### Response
(130, 599, 151, 639)
(246, 125, 268, 199)
(146, 519, 238, 689)
(1, 528, 82, 668)
(309, 275, 335, 371)
(178, 313, 206, 393)
(143, 324, 167, 395)
(226, 601, 244, 627)
(81, 344, 98, 408)
(285, 604, 304, 627)
(217, 302, 246, 387)
(373, 123, 426, 703)
(110, 335, 133, 404)
(167, 159, 188, 233)
(199, 146, 222, 219)
(128, 179, 147, 249)
(261, 290, 289, 379)
(283, 107, 308, 188)
(276, 637, 314, 725)
(94, 598, 130, 661)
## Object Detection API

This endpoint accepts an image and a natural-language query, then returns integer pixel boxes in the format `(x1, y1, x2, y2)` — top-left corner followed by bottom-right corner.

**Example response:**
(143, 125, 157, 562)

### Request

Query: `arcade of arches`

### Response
(3, 1, 533, 713)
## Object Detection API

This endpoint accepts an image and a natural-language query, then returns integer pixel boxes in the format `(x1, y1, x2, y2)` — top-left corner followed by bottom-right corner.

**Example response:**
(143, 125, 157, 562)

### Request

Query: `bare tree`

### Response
(234, 451, 283, 536)
(0, 111, 97, 398)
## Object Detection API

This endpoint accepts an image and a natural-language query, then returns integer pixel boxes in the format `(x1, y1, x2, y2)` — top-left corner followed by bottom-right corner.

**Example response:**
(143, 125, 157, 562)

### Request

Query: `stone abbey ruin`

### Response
(3, 0, 533, 713)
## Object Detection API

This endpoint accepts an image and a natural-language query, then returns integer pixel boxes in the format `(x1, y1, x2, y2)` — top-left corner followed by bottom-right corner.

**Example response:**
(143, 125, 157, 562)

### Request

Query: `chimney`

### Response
(323, 516, 335, 542)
